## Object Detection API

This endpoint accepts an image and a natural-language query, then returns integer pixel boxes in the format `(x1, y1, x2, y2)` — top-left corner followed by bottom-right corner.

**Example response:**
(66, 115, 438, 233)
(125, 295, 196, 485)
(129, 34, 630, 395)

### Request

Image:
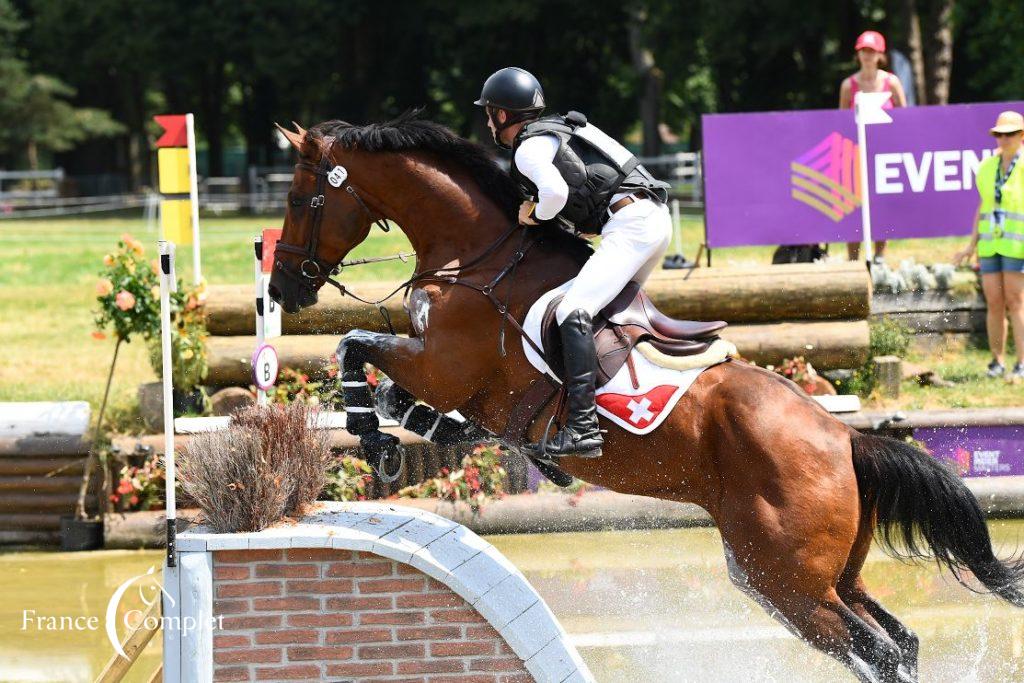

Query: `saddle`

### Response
(540, 281, 728, 387)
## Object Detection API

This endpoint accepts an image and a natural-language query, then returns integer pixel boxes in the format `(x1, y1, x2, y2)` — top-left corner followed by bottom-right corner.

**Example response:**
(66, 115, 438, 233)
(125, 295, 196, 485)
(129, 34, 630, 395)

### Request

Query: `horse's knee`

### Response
(336, 329, 380, 369)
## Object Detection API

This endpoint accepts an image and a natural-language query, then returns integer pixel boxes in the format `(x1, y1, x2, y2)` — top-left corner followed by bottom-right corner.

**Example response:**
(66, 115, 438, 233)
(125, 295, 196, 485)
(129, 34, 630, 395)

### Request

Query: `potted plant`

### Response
(66, 235, 162, 549)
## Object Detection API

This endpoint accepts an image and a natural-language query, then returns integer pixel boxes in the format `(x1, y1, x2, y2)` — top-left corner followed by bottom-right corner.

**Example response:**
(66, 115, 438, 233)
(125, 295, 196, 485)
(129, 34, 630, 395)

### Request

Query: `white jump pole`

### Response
(671, 198, 683, 255)
(185, 114, 202, 284)
(254, 235, 267, 405)
(159, 241, 178, 567)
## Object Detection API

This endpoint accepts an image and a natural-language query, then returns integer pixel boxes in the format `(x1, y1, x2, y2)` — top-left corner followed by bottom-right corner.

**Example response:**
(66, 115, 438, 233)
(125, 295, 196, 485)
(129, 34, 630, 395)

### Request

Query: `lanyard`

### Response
(995, 152, 1020, 206)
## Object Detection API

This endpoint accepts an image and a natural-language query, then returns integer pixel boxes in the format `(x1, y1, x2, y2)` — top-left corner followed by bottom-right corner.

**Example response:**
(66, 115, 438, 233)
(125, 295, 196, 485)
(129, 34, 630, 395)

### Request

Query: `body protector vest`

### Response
(511, 111, 670, 234)
(976, 153, 1024, 260)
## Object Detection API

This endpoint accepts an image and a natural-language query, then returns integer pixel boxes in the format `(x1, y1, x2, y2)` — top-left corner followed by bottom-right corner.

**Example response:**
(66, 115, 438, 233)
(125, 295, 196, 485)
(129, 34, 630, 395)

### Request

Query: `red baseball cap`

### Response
(855, 30, 886, 52)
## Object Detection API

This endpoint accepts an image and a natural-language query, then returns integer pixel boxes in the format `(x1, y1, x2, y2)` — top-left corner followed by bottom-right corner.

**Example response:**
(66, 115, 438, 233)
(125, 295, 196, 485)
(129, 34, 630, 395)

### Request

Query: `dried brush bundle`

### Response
(179, 403, 333, 533)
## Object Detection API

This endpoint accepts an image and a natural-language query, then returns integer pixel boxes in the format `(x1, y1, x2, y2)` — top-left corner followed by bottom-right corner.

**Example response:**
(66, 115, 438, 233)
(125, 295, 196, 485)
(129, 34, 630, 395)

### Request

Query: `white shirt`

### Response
(513, 134, 630, 221)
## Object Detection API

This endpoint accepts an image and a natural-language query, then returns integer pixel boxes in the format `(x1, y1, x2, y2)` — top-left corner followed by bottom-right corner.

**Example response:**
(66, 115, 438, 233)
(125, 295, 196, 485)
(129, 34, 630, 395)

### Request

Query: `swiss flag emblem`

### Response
(596, 385, 678, 428)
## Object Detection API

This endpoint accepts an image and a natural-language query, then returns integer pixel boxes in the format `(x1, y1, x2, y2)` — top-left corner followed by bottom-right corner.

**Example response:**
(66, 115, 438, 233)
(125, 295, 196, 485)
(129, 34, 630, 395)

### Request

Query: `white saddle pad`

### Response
(521, 280, 717, 435)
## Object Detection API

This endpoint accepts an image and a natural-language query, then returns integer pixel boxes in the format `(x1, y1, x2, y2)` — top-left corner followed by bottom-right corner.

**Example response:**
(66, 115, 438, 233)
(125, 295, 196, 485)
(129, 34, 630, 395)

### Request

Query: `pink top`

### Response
(847, 73, 895, 109)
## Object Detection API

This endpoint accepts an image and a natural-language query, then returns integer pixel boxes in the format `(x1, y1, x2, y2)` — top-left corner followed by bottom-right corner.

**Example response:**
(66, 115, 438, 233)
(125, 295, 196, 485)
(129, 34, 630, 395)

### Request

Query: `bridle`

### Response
(274, 141, 548, 361)
(274, 141, 392, 294)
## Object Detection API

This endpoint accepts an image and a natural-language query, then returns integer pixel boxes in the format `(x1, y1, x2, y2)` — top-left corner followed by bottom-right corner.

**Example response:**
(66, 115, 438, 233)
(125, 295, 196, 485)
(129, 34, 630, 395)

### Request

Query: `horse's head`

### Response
(268, 123, 385, 313)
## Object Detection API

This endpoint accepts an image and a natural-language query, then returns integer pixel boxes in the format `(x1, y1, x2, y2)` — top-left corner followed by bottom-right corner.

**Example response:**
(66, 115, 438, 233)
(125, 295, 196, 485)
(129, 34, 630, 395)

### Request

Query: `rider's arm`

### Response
(514, 135, 569, 221)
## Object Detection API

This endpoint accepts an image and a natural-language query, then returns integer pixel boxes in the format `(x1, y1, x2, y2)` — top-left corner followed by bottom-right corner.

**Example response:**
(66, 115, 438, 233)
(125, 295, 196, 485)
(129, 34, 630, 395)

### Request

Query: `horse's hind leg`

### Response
(837, 516, 920, 679)
(723, 539, 907, 682)
(839, 576, 919, 681)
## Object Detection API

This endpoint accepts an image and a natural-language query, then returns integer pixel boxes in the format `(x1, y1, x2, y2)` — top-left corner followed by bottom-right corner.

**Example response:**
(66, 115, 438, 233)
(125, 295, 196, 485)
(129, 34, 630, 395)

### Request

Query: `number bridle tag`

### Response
(327, 165, 348, 188)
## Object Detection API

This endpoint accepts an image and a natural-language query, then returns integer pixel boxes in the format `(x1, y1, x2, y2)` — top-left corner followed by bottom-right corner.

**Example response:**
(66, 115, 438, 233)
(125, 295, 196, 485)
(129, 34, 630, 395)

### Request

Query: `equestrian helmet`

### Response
(474, 67, 545, 113)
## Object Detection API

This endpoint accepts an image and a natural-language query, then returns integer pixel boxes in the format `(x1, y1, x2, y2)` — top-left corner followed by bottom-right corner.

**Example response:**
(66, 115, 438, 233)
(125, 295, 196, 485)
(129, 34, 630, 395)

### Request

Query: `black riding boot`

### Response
(536, 309, 604, 458)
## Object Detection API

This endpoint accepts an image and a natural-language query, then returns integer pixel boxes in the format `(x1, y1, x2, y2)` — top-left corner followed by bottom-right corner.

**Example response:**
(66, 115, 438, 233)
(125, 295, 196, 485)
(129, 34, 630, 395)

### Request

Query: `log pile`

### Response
(202, 262, 871, 383)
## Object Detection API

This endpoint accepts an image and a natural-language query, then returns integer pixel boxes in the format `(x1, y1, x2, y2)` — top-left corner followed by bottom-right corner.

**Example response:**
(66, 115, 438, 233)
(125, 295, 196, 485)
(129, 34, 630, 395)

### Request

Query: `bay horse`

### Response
(268, 113, 1024, 682)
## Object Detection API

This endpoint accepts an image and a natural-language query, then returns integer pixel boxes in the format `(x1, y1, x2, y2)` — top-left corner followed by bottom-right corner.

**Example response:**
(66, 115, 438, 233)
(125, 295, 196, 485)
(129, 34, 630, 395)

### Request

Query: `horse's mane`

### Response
(309, 111, 592, 264)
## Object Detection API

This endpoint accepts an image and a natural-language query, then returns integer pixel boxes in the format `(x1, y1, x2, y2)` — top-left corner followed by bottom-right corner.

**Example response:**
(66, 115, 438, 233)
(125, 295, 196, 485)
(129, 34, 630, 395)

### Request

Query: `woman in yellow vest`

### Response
(954, 111, 1024, 379)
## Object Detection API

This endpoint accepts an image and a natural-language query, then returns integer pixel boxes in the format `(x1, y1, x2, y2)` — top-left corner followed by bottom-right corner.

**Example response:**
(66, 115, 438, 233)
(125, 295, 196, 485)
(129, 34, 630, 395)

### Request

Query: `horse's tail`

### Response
(851, 431, 1024, 606)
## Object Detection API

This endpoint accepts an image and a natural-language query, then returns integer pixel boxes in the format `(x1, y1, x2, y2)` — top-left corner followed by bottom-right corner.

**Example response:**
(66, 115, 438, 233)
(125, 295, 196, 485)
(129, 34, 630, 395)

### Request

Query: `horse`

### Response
(267, 113, 1024, 682)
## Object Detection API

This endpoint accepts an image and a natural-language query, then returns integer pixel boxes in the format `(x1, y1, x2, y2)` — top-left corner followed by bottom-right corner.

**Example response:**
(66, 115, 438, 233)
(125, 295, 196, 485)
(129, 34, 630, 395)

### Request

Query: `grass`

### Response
(0, 212, 1013, 427)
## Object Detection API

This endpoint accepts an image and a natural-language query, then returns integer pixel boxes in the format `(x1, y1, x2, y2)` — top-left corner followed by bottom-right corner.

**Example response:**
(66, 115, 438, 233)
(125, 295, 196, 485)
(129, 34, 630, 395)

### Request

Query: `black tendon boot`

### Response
(537, 309, 604, 458)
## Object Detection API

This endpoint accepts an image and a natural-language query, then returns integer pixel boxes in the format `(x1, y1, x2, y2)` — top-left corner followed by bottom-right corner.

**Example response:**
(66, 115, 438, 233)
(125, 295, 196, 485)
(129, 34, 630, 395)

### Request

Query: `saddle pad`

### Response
(522, 279, 712, 435)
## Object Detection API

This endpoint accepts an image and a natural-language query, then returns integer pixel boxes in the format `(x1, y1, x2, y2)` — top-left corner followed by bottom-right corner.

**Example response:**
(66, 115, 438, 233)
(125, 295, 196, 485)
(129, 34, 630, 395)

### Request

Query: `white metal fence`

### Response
(0, 153, 703, 220)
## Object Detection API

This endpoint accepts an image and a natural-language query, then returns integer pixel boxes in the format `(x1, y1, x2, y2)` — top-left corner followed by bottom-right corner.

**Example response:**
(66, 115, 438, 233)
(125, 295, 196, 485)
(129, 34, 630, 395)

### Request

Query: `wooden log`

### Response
(204, 262, 870, 335)
(0, 435, 89, 456)
(0, 513, 64, 530)
(205, 319, 869, 385)
(872, 355, 902, 398)
(0, 475, 82, 493)
(0, 492, 94, 512)
(0, 456, 84, 476)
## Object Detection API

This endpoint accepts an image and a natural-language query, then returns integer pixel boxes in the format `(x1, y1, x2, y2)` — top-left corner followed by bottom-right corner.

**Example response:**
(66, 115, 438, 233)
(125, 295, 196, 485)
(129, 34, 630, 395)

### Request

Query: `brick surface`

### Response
(253, 596, 320, 611)
(210, 550, 534, 682)
(359, 610, 425, 625)
(286, 645, 355, 661)
(286, 612, 353, 628)
(358, 643, 425, 660)
(220, 615, 283, 630)
(255, 563, 318, 578)
(326, 561, 392, 577)
(286, 578, 354, 594)
(431, 641, 496, 657)
(212, 666, 250, 681)
(325, 627, 393, 644)
(254, 629, 319, 644)
(358, 577, 425, 593)
(324, 661, 395, 677)
(217, 581, 282, 598)
(214, 566, 250, 580)
(254, 664, 321, 680)
(396, 659, 465, 674)
(216, 549, 283, 563)
(213, 635, 252, 648)
(213, 648, 282, 664)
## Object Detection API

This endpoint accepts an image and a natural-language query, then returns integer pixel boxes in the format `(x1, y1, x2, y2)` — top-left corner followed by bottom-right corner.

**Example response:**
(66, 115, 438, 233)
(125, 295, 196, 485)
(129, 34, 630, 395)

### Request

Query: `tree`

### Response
(0, 0, 123, 169)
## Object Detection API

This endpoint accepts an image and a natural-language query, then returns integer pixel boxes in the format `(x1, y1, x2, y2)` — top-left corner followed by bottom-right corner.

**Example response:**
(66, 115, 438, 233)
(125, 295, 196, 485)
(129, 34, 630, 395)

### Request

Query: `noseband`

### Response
(274, 143, 391, 291)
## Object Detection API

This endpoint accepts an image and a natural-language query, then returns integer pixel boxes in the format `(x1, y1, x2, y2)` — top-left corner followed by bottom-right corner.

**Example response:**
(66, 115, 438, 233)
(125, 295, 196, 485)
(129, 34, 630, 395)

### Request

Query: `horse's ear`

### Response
(274, 122, 304, 151)
(291, 121, 308, 139)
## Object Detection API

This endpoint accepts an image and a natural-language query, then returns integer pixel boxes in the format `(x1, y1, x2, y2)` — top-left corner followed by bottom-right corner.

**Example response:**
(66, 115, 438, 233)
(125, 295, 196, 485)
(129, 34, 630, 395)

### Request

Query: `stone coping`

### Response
(171, 501, 594, 683)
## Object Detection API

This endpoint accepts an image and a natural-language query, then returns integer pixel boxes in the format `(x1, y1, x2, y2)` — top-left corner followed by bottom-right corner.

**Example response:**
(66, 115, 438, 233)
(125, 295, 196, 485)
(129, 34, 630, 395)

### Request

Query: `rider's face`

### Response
(486, 108, 511, 146)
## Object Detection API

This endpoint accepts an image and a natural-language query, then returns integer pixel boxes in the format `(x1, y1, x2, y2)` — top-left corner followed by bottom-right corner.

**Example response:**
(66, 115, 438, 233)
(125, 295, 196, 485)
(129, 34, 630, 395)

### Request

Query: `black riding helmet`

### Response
(475, 67, 545, 148)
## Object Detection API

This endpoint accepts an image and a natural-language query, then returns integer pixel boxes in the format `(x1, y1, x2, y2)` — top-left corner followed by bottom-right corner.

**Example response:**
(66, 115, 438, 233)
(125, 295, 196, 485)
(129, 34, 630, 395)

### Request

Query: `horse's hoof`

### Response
(359, 431, 405, 483)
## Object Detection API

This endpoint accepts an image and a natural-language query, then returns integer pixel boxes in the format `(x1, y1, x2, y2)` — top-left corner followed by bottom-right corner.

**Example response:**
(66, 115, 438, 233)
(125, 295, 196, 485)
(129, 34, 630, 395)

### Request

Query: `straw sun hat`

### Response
(990, 111, 1024, 135)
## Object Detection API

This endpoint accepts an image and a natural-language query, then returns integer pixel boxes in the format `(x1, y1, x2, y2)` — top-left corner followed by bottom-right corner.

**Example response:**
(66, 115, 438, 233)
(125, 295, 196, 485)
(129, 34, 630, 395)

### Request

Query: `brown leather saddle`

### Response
(540, 281, 728, 388)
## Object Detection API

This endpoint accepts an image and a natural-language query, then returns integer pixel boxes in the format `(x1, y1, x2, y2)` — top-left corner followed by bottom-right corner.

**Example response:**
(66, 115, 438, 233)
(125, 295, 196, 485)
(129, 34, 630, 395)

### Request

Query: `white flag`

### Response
(854, 91, 893, 125)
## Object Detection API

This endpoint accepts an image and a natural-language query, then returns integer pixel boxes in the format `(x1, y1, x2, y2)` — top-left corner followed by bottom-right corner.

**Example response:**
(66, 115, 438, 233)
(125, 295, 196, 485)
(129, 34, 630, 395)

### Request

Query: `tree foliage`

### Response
(1, 0, 1001, 183)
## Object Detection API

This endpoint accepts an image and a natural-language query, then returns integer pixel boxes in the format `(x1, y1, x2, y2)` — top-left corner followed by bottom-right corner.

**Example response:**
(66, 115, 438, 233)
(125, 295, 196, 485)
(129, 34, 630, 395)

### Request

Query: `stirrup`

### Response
(527, 415, 603, 459)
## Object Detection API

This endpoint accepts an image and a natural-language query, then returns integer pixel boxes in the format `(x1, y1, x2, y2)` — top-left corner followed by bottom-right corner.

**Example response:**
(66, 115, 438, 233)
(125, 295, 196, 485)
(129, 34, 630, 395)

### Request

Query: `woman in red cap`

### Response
(840, 30, 908, 262)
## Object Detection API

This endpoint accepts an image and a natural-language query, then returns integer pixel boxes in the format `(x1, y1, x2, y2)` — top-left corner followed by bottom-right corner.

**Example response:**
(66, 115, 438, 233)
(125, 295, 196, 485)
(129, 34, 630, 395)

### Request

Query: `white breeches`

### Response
(556, 198, 672, 324)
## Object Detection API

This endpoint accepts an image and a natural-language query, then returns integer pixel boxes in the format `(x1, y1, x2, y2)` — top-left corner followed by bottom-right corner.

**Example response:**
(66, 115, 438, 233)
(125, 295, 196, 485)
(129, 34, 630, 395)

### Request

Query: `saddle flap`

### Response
(540, 287, 721, 388)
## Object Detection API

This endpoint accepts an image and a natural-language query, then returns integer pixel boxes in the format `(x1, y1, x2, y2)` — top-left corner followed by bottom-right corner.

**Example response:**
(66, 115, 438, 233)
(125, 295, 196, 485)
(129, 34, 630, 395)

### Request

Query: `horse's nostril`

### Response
(268, 284, 282, 303)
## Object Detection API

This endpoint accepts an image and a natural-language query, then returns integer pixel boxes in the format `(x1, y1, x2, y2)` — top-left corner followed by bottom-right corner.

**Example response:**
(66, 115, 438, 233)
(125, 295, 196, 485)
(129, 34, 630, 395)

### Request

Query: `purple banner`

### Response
(915, 425, 1024, 477)
(702, 101, 1024, 248)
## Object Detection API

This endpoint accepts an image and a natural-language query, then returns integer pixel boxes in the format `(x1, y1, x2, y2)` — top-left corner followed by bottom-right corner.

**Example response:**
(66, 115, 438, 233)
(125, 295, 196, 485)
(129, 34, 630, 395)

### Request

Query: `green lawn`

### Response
(0, 212, 1012, 428)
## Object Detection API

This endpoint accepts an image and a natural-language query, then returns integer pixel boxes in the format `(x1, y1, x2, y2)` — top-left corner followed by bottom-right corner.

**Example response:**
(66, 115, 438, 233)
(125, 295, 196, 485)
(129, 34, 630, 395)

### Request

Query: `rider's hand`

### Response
(518, 201, 539, 226)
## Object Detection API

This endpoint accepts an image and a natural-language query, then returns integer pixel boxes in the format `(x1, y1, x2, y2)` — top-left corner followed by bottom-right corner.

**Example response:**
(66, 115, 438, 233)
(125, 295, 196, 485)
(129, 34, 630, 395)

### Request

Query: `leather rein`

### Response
(275, 143, 548, 360)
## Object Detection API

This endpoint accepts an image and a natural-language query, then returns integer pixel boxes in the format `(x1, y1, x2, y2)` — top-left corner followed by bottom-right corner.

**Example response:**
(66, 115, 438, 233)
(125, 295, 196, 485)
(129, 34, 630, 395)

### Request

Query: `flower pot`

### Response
(60, 515, 104, 551)
(138, 381, 206, 430)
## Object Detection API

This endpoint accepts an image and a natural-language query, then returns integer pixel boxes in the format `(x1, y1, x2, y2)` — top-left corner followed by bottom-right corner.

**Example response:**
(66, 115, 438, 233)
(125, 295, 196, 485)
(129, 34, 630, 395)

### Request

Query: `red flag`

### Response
(154, 114, 188, 148)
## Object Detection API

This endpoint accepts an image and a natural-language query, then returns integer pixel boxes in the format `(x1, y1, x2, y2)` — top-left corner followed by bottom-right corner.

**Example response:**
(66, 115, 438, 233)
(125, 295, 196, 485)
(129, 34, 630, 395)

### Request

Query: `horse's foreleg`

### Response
(335, 330, 485, 477)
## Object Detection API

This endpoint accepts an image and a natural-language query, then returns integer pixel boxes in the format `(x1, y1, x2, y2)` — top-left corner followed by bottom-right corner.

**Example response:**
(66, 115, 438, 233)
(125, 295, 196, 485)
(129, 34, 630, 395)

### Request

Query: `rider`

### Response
(475, 66, 672, 459)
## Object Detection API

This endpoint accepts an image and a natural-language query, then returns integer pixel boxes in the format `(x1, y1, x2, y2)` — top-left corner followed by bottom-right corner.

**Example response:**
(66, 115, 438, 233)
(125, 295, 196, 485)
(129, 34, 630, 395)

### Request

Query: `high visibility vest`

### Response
(976, 153, 1024, 259)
